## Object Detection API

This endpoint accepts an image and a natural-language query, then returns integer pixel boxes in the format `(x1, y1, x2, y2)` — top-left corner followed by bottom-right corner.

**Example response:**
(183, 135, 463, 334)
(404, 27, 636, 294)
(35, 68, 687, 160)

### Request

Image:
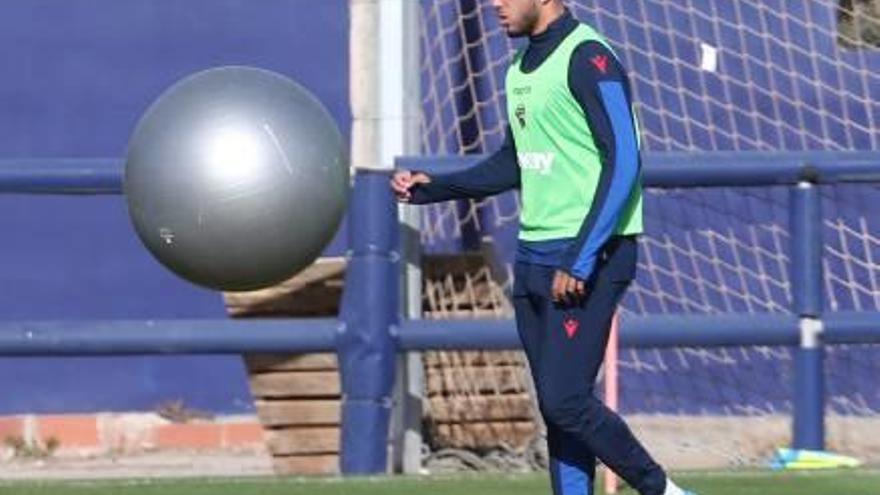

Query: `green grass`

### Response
(1, 469, 878, 495)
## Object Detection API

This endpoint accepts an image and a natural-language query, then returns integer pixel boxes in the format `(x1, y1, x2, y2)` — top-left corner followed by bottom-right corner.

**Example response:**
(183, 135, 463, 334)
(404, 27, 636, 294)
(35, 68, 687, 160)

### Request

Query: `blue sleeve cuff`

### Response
(568, 258, 595, 281)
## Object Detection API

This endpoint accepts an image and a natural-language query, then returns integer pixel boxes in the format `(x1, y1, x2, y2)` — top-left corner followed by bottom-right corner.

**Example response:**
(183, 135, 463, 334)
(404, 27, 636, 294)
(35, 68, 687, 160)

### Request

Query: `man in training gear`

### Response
(392, 1, 696, 494)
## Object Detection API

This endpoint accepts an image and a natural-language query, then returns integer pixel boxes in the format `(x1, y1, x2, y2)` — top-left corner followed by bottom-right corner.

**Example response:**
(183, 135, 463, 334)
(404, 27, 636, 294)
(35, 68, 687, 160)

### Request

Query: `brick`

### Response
(0, 417, 23, 440)
(99, 413, 163, 453)
(155, 423, 223, 450)
(38, 415, 99, 448)
(221, 423, 265, 448)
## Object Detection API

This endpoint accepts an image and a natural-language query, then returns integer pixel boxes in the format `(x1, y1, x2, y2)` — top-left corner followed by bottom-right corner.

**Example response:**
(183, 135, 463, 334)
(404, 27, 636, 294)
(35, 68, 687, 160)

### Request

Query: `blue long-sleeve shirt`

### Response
(411, 10, 640, 281)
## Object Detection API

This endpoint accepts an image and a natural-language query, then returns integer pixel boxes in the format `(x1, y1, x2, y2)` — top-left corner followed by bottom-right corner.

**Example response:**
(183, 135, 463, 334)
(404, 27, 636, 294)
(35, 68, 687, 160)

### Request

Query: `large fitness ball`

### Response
(124, 66, 348, 291)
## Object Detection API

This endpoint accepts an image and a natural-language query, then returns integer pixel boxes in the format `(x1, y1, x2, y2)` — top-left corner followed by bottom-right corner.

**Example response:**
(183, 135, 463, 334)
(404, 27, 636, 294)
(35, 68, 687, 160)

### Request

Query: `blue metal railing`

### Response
(0, 158, 122, 193)
(0, 152, 879, 470)
(396, 151, 880, 453)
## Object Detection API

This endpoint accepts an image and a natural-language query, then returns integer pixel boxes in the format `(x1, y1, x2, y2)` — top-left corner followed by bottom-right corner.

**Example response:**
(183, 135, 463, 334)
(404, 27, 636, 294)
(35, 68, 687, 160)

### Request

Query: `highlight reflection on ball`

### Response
(124, 66, 348, 291)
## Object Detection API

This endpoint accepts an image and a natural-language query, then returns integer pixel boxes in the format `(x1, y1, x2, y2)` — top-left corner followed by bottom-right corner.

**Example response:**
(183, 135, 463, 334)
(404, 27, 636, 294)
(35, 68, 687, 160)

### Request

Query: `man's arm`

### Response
(559, 41, 641, 281)
(394, 127, 519, 204)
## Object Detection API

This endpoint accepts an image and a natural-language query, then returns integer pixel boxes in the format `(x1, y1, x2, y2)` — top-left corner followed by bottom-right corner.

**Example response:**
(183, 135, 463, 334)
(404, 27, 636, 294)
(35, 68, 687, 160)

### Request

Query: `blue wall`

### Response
(3, 0, 878, 417)
(0, 0, 349, 414)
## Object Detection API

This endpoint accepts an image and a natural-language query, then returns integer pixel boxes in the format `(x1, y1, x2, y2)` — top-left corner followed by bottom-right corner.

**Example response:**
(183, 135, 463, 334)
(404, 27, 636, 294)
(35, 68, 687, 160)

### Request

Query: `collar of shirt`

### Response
(522, 9, 579, 72)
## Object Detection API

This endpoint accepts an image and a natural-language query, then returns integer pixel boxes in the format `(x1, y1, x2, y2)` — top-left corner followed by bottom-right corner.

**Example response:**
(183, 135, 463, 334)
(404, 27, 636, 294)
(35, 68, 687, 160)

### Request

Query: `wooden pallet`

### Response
(245, 353, 341, 475)
(421, 254, 538, 451)
(227, 259, 345, 475)
(228, 253, 538, 474)
(422, 350, 537, 450)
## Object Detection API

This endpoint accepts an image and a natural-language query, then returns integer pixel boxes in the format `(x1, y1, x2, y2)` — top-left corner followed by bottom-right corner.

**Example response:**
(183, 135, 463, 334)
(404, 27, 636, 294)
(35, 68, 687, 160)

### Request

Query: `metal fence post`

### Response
(338, 169, 400, 473)
(790, 179, 825, 450)
(393, 201, 426, 475)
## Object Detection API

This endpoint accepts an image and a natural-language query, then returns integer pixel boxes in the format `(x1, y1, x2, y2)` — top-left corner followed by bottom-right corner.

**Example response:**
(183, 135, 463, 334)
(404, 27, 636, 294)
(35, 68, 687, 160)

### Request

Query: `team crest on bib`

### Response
(515, 104, 527, 128)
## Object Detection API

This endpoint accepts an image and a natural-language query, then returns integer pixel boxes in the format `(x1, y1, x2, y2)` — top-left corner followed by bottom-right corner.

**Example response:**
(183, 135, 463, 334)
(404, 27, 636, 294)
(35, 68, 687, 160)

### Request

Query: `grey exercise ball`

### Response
(124, 66, 349, 292)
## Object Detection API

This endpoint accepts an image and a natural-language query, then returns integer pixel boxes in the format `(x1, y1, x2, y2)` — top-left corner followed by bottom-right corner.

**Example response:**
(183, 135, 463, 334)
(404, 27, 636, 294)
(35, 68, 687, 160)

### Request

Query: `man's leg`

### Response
(514, 262, 596, 495)
(548, 423, 597, 495)
(533, 263, 667, 495)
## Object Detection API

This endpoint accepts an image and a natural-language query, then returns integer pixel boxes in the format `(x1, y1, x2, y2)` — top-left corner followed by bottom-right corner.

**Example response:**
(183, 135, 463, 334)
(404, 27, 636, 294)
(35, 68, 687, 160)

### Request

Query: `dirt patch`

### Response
(628, 415, 880, 469)
(0, 452, 272, 480)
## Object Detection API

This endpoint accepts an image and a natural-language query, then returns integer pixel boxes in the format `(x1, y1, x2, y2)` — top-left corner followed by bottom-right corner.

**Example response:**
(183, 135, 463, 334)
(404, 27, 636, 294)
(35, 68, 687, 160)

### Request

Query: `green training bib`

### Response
(506, 24, 643, 241)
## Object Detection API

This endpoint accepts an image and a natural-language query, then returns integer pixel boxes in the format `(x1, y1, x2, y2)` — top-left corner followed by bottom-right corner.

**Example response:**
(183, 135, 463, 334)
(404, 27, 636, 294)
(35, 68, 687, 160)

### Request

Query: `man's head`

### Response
(491, 0, 566, 38)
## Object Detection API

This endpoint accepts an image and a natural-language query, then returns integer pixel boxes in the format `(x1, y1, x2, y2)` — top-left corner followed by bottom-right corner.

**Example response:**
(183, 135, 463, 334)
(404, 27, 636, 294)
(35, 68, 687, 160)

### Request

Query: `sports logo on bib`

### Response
(517, 152, 555, 175)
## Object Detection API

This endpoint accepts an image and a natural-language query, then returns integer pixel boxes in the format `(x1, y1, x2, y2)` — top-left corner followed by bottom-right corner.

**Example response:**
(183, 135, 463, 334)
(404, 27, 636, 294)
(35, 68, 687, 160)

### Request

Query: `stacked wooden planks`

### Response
(245, 353, 341, 474)
(226, 258, 345, 475)
(227, 253, 538, 474)
(423, 350, 536, 450)
(421, 254, 537, 451)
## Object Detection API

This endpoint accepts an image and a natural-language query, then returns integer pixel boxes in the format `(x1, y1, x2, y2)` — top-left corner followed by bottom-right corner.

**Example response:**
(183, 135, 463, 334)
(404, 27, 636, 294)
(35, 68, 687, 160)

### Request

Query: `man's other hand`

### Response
(552, 269, 586, 305)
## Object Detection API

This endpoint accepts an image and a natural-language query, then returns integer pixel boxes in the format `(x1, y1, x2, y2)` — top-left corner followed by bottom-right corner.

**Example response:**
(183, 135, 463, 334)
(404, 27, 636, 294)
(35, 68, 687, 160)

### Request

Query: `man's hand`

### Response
(552, 269, 586, 305)
(390, 170, 431, 202)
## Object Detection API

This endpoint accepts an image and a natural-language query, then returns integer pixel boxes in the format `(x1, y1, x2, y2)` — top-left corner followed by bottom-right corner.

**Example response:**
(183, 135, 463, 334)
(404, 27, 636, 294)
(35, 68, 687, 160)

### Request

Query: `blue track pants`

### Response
(512, 236, 666, 495)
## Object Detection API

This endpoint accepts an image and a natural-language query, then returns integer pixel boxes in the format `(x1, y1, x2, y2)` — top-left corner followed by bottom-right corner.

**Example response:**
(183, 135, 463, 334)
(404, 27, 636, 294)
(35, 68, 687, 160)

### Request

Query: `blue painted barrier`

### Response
(0, 314, 808, 354)
(823, 312, 880, 344)
(396, 151, 880, 458)
(338, 170, 399, 473)
(1, 152, 880, 471)
(790, 182, 825, 450)
(398, 151, 880, 187)
(0, 159, 122, 194)
(396, 313, 802, 351)
(0, 319, 338, 355)
(3, 152, 876, 194)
